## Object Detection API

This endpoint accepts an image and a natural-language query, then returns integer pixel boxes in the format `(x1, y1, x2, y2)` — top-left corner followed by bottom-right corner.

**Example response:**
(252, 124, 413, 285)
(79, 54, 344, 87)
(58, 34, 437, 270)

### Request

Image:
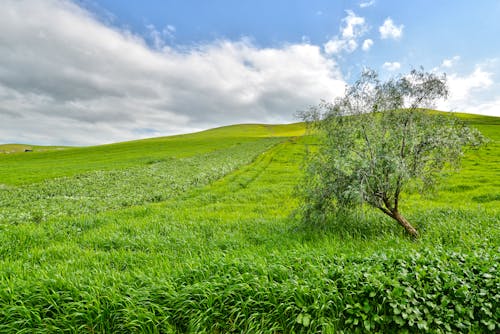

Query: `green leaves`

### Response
(296, 312, 311, 327)
(0, 138, 282, 225)
(0, 132, 498, 332)
(299, 68, 486, 236)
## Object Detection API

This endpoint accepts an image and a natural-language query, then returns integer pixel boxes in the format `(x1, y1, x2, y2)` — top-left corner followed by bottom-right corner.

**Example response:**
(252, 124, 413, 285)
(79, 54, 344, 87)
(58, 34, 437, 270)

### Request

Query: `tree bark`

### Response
(392, 211, 419, 239)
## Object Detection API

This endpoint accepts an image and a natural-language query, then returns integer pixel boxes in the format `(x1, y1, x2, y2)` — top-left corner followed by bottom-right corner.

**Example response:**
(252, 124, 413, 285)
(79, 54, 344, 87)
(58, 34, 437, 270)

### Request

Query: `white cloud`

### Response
(382, 61, 401, 71)
(441, 55, 460, 68)
(379, 18, 404, 40)
(461, 98, 500, 117)
(346, 39, 358, 52)
(324, 10, 367, 55)
(341, 10, 366, 39)
(0, 0, 345, 145)
(362, 39, 373, 51)
(324, 39, 345, 55)
(446, 67, 493, 101)
(359, 0, 376, 8)
(146, 24, 176, 50)
(438, 66, 499, 116)
(324, 38, 358, 55)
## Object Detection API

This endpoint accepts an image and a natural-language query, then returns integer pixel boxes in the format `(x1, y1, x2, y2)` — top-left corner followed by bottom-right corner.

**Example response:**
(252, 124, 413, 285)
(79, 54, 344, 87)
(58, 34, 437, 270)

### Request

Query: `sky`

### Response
(1, 1, 499, 145)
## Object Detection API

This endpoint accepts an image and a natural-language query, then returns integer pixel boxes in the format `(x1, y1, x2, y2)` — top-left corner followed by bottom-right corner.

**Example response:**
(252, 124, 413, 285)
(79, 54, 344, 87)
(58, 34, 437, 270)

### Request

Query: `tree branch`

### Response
(382, 197, 394, 213)
(377, 205, 395, 218)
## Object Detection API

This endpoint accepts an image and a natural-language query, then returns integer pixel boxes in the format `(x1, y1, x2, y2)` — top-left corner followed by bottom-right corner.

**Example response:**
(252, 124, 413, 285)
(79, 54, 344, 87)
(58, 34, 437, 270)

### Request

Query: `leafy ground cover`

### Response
(0, 116, 498, 332)
(0, 123, 304, 185)
(0, 137, 283, 224)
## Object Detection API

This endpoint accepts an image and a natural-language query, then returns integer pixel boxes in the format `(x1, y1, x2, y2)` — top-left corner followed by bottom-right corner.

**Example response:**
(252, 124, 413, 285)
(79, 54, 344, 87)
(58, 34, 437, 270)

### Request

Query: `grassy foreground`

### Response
(0, 116, 498, 332)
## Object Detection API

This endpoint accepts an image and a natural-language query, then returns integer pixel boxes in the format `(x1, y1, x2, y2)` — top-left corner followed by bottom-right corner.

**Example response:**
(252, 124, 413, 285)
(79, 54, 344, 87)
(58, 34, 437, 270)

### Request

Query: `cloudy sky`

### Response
(1, 1, 499, 145)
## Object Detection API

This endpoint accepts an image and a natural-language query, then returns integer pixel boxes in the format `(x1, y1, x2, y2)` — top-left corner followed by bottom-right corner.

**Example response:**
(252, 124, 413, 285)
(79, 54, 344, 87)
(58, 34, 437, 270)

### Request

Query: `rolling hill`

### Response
(0, 123, 304, 185)
(0, 115, 498, 332)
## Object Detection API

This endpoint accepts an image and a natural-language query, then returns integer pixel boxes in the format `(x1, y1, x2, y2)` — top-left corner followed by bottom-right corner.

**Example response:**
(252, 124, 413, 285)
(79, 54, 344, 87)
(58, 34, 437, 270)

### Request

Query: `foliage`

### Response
(0, 123, 304, 185)
(0, 117, 498, 332)
(2, 247, 498, 333)
(0, 138, 282, 224)
(300, 69, 485, 236)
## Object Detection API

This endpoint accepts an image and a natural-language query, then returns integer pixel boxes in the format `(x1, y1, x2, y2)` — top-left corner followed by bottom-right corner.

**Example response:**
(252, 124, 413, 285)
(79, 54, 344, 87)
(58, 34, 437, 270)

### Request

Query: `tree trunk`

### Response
(392, 211, 419, 239)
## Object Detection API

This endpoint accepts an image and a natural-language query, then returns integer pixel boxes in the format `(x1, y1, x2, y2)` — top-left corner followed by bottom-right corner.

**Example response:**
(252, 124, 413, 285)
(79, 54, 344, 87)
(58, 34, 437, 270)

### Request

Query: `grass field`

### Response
(0, 123, 304, 186)
(0, 115, 498, 332)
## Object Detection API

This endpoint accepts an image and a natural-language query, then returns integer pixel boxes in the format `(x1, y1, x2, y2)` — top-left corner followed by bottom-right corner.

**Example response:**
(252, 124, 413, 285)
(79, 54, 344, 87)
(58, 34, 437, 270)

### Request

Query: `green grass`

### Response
(0, 137, 284, 224)
(0, 117, 498, 332)
(0, 123, 304, 185)
(0, 144, 68, 154)
(0, 144, 34, 154)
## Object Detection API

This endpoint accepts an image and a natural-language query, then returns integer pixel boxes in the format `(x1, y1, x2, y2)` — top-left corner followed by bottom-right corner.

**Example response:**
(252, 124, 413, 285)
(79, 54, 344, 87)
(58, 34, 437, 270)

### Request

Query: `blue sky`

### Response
(84, 0, 500, 73)
(1, 0, 499, 145)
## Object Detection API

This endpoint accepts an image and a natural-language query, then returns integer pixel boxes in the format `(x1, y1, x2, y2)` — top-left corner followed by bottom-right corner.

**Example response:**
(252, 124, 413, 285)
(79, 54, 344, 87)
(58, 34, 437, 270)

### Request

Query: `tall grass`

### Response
(0, 138, 283, 224)
(0, 118, 498, 332)
(0, 123, 304, 185)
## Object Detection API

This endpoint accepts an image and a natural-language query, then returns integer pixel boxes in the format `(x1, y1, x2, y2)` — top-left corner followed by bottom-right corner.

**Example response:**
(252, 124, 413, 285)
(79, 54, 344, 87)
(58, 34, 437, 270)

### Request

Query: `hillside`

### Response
(0, 115, 498, 332)
(0, 123, 304, 185)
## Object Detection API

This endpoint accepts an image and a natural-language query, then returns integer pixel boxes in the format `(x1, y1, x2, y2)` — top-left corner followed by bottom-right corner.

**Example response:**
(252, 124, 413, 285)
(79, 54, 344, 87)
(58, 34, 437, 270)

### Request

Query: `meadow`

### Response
(0, 115, 498, 332)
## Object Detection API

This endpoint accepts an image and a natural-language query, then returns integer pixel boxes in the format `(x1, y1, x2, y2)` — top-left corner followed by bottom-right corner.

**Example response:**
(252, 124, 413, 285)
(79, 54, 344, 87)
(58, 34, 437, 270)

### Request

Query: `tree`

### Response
(300, 69, 485, 238)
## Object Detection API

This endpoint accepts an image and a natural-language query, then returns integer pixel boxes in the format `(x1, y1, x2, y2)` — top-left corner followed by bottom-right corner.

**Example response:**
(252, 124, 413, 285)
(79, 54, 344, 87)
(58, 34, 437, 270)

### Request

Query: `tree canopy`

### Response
(300, 69, 485, 238)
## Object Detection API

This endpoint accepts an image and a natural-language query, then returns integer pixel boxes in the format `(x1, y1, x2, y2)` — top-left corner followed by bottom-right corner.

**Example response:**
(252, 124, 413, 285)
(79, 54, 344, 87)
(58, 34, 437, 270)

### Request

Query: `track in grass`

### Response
(0, 117, 498, 332)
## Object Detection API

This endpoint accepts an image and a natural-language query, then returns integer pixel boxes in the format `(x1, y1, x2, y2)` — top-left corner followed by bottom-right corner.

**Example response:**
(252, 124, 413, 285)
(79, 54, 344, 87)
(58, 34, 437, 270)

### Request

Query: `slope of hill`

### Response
(0, 123, 304, 185)
(0, 116, 498, 332)
(0, 144, 68, 154)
